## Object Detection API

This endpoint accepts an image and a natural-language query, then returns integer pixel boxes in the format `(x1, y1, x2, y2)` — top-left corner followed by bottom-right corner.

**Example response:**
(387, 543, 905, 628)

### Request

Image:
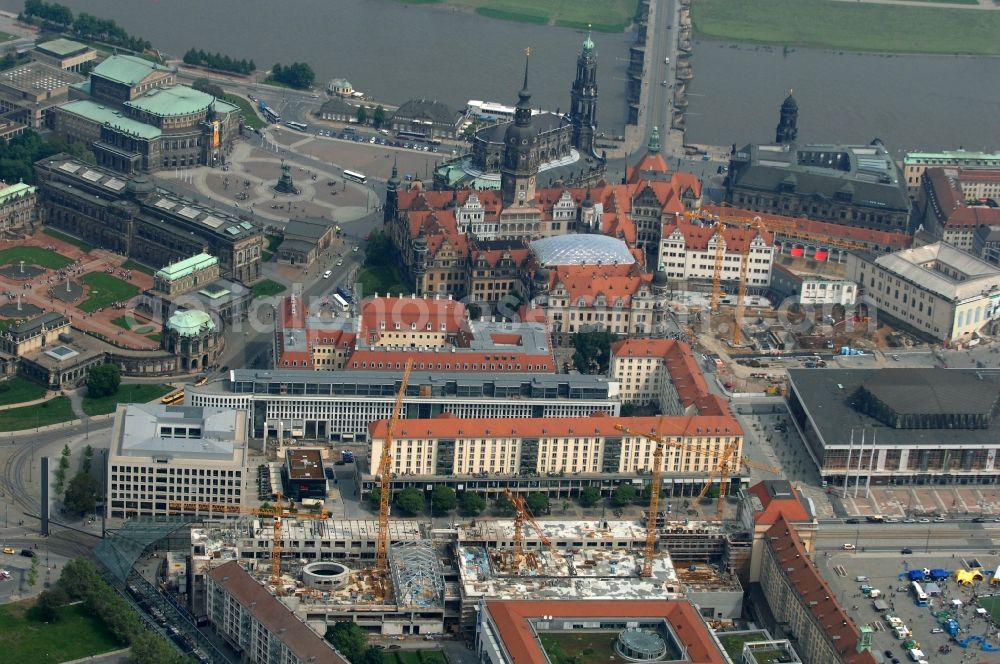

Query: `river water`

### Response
(682, 40, 998, 153)
(4, 0, 996, 153)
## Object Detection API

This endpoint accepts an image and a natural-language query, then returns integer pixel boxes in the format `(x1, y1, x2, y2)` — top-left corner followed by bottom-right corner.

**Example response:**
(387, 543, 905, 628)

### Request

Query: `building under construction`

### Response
(185, 515, 745, 636)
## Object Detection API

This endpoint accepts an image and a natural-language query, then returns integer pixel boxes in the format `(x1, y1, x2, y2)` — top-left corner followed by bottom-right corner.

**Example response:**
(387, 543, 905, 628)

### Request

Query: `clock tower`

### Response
(500, 50, 539, 209)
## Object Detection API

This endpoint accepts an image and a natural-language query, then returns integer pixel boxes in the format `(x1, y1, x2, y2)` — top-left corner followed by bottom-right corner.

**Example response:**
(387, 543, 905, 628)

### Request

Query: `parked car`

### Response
(846, 518, 860, 524)
(842, 543, 856, 551)
(901, 547, 913, 554)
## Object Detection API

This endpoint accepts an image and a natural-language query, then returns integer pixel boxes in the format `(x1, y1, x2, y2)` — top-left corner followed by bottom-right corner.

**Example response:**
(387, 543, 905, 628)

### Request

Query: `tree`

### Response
(55, 444, 71, 495)
(64, 471, 100, 515)
(467, 303, 482, 321)
(494, 493, 516, 516)
(356, 105, 368, 125)
(431, 486, 456, 513)
(87, 364, 120, 398)
(326, 621, 368, 661)
(372, 105, 386, 128)
(368, 487, 382, 511)
(395, 487, 424, 516)
(130, 632, 190, 664)
(270, 61, 315, 89)
(35, 586, 69, 622)
(191, 77, 226, 100)
(612, 483, 636, 507)
(82, 444, 94, 474)
(27, 555, 39, 589)
(579, 486, 600, 508)
(461, 491, 486, 515)
(572, 329, 616, 374)
(526, 492, 549, 515)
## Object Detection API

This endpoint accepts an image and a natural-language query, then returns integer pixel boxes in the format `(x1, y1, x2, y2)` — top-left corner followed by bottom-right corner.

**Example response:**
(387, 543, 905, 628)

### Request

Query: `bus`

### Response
(911, 581, 929, 607)
(286, 121, 308, 131)
(336, 286, 352, 303)
(261, 106, 281, 123)
(397, 130, 426, 143)
(194, 375, 208, 386)
(332, 293, 349, 312)
(160, 390, 185, 405)
(342, 170, 367, 184)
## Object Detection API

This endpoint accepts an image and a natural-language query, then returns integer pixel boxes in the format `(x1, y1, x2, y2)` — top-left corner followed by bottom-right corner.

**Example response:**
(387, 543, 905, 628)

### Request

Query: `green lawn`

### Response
(122, 259, 155, 275)
(978, 594, 1000, 627)
(0, 396, 75, 432)
(0, 245, 73, 269)
(251, 279, 287, 297)
(0, 376, 46, 406)
(42, 228, 94, 253)
(717, 632, 770, 661)
(357, 265, 411, 297)
(394, 0, 636, 31)
(82, 384, 174, 416)
(0, 31, 13, 42)
(0, 602, 126, 663)
(691, 0, 1000, 55)
(78, 272, 140, 312)
(539, 633, 624, 664)
(387, 652, 447, 664)
(225, 93, 266, 130)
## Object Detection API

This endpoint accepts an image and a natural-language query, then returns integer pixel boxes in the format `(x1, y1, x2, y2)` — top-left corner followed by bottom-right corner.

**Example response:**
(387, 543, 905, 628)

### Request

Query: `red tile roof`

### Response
(369, 412, 741, 442)
(746, 480, 810, 524)
(701, 205, 912, 250)
(661, 216, 773, 252)
(207, 561, 346, 664)
(923, 168, 1000, 230)
(764, 518, 878, 664)
(484, 600, 726, 664)
(549, 264, 653, 305)
(359, 296, 469, 344)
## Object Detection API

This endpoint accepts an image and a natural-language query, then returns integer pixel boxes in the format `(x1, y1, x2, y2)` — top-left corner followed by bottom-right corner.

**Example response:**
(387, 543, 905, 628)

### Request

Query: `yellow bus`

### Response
(160, 390, 185, 405)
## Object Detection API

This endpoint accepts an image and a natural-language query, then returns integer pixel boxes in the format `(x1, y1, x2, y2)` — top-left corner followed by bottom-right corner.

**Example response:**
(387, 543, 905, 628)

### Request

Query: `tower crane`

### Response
(374, 358, 414, 596)
(504, 488, 560, 569)
(169, 495, 329, 594)
(692, 442, 781, 520)
(731, 216, 769, 346)
(709, 219, 728, 313)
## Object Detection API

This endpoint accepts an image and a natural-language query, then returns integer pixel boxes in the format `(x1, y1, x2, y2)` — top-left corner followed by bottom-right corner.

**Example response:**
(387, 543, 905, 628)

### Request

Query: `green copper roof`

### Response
(155, 253, 217, 282)
(166, 310, 215, 336)
(125, 86, 214, 118)
(36, 38, 90, 57)
(583, 29, 594, 51)
(212, 98, 238, 115)
(58, 100, 162, 140)
(647, 126, 661, 153)
(0, 182, 35, 205)
(91, 54, 170, 86)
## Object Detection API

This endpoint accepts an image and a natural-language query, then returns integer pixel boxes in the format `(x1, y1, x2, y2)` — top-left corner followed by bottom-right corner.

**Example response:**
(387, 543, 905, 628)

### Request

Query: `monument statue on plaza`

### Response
(274, 162, 298, 194)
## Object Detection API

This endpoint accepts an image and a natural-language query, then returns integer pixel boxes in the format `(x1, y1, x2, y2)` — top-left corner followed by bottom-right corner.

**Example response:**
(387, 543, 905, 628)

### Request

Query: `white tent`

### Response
(952, 598, 964, 607)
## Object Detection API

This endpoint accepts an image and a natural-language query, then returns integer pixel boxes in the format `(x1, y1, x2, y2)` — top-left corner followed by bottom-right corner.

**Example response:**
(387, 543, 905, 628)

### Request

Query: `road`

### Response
(815, 521, 1000, 552)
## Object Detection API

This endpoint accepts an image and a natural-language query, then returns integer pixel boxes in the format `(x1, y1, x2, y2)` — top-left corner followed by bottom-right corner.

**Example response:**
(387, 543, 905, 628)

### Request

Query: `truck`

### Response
(907, 649, 925, 662)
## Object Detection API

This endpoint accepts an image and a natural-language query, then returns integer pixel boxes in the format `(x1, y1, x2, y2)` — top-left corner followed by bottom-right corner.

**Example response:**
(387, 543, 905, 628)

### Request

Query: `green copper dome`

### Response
(583, 29, 594, 51)
(166, 310, 215, 337)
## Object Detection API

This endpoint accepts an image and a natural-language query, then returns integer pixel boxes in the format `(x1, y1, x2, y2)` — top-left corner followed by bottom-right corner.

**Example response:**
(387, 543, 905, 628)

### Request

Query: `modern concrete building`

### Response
(477, 600, 726, 664)
(32, 38, 97, 73)
(757, 517, 876, 664)
(769, 263, 857, 306)
(0, 60, 83, 128)
(106, 404, 247, 518)
(35, 154, 264, 283)
(205, 561, 347, 664)
(847, 242, 1000, 344)
(363, 412, 743, 500)
(283, 448, 327, 500)
(786, 368, 999, 486)
(187, 369, 620, 442)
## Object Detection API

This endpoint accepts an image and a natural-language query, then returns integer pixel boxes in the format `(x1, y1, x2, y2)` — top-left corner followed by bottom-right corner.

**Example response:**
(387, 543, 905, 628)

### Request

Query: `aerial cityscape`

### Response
(0, 1, 997, 663)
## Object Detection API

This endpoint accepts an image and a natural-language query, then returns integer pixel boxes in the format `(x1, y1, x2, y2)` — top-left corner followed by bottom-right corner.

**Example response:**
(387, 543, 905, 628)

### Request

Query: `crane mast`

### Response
(375, 359, 414, 582)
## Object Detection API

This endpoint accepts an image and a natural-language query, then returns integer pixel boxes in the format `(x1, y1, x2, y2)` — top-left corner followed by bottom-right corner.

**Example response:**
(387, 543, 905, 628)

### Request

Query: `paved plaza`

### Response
(820, 550, 1000, 662)
(0, 233, 159, 351)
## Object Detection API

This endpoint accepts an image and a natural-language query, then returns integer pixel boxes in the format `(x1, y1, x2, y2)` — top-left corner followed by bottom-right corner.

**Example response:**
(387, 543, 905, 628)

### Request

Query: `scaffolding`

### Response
(389, 540, 445, 610)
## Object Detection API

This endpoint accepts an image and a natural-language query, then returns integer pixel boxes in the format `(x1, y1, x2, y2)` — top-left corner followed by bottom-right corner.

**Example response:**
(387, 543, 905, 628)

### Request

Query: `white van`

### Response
(842, 543, 856, 551)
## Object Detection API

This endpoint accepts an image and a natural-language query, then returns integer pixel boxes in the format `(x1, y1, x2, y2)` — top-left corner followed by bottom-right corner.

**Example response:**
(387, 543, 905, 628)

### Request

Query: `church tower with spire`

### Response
(775, 90, 798, 144)
(569, 27, 598, 157)
(500, 50, 539, 209)
(383, 157, 400, 223)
